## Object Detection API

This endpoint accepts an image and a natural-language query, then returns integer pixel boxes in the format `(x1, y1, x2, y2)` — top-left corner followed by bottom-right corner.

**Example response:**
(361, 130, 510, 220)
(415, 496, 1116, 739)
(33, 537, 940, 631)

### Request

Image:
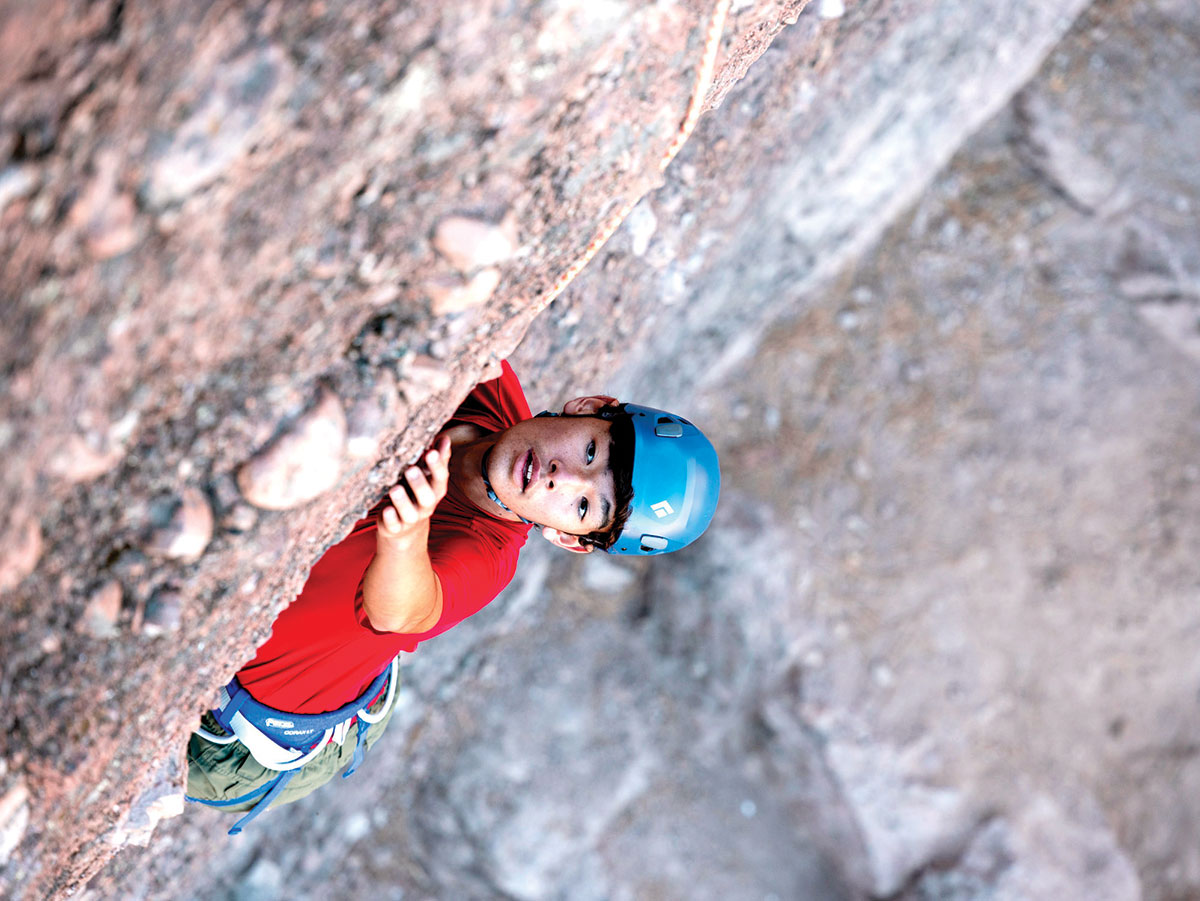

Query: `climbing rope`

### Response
(531, 0, 732, 316)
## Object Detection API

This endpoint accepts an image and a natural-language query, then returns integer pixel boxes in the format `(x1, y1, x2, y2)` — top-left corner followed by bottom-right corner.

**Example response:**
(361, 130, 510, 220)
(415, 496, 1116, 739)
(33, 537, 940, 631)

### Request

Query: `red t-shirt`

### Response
(236, 362, 532, 713)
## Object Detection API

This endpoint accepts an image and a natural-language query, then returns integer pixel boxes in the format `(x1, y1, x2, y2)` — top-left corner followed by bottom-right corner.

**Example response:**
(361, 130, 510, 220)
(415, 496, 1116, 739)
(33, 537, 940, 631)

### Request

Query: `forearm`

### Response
(361, 522, 444, 633)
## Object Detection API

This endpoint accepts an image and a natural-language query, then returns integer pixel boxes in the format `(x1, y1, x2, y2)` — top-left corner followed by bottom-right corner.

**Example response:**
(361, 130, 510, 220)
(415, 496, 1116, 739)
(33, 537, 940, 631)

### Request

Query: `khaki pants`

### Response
(186, 683, 398, 814)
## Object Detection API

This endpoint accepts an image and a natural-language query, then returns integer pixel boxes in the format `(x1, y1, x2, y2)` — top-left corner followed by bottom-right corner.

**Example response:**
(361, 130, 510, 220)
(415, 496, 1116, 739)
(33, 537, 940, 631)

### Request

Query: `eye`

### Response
(586, 439, 596, 464)
(578, 497, 589, 520)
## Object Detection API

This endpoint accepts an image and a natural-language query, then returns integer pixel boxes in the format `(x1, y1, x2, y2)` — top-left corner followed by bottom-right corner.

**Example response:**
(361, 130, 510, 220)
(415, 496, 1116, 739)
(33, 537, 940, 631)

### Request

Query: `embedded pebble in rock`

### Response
(221, 503, 258, 534)
(0, 516, 42, 594)
(401, 355, 453, 406)
(78, 581, 123, 639)
(347, 372, 405, 459)
(84, 193, 139, 260)
(146, 486, 214, 563)
(142, 589, 183, 637)
(432, 215, 516, 273)
(144, 46, 292, 207)
(237, 388, 347, 510)
(427, 267, 502, 316)
(68, 150, 139, 259)
(113, 756, 185, 848)
(818, 0, 846, 18)
(0, 779, 30, 865)
(46, 433, 126, 484)
(0, 166, 36, 213)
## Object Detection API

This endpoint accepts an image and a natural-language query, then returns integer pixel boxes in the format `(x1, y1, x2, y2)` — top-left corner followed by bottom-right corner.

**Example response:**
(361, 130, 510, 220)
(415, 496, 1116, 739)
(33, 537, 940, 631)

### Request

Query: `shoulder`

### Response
(451, 361, 532, 432)
(439, 422, 485, 449)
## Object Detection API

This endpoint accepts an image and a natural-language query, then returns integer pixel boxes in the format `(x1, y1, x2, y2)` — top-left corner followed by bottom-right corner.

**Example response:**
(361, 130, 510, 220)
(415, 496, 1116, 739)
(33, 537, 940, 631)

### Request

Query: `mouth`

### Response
(518, 449, 538, 492)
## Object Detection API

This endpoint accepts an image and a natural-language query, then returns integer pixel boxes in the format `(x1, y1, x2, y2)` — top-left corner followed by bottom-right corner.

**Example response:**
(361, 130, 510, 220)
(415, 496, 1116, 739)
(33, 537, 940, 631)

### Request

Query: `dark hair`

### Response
(575, 404, 635, 551)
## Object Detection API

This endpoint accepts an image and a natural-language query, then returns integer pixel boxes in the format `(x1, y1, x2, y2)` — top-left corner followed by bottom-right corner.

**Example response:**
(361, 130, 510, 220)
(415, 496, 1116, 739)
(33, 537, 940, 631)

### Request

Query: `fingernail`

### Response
(428, 450, 439, 463)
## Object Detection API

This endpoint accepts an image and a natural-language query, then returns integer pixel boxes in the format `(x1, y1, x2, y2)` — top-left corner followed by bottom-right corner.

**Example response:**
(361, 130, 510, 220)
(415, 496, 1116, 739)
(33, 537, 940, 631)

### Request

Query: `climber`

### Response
(185, 360, 721, 833)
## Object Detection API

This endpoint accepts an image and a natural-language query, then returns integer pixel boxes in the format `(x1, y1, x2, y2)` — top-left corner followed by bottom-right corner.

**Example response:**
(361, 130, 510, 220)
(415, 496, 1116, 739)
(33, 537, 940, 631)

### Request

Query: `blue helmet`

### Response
(607, 404, 721, 556)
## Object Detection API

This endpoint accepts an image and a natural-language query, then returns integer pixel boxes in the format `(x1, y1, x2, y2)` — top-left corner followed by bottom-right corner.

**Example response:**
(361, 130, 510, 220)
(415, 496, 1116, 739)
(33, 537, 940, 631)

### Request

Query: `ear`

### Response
(562, 394, 618, 416)
(541, 527, 596, 554)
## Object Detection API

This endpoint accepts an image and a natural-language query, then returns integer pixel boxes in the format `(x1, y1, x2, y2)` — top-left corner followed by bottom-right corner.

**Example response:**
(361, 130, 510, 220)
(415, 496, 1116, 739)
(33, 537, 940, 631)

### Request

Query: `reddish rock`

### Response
(77, 581, 122, 639)
(237, 389, 348, 510)
(427, 267, 503, 316)
(0, 515, 41, 595)
(220, 503, 259, 534)
(45, 434, 126, 485)
(346, 371, 406, 460)
(145, 486, 213, 563)
(432, 215, 517, 273)
(68, 151, 138, 260)
(141, 589, 183, 638)
(142, 45, 294, 208)
(400, 355, 454, 406)
(0, 778, 30, 866)
(0, 166, 36, 214)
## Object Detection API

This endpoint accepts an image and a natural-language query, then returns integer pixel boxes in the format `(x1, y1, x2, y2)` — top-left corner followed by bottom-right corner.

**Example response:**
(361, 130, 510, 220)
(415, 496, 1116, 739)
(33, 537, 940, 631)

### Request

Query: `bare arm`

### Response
(361, 435, 451, 633)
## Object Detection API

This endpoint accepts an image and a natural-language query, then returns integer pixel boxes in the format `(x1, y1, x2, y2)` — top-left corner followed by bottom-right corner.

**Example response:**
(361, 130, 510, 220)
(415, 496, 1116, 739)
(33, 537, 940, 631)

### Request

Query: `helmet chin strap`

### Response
(481, 446, 536, 526)
(481, 410, 601, 539)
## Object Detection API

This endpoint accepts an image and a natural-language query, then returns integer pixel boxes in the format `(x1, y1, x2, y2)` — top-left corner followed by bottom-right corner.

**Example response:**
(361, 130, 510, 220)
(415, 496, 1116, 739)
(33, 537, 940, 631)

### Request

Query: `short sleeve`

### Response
(419, 528, 520, 637)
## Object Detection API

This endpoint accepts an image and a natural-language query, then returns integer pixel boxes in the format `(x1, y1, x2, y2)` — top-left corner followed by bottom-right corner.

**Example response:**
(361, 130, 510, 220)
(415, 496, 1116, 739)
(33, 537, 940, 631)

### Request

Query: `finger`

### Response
(424, 437, 450, 471)
(427, 449, 450, 494)
(389, 484, 419, 523)
(381, 505, 400, 534)
(406, 465, 437, 509)
(426, 444, 450, 483)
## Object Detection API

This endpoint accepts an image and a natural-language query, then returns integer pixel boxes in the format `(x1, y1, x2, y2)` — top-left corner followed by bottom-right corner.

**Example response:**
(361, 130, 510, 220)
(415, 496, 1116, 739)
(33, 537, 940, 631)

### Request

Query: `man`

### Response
(187, 361, 720, 833)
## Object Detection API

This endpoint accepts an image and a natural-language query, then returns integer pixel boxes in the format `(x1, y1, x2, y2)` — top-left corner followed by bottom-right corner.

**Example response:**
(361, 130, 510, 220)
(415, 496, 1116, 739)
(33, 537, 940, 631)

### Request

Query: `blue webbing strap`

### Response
(185, 778, 275, 808)
(343, 716, 372, 779)
(227, 771, 297, 836)
(191, 657, 397, 833)
(224, 662, 393, 749)
(212, 680, 251, 736)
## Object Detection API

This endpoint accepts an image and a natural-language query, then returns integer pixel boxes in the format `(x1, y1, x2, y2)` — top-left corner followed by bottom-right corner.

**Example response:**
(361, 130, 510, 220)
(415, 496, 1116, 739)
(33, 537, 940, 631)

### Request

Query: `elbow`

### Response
(365, 609, 426, 635)
(363, 591, 442, 635)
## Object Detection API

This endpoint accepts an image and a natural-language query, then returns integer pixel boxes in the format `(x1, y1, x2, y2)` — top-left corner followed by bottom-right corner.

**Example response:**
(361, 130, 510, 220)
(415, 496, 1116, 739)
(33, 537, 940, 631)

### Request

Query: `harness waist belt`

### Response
(200, 655, 399, 770)
(190, 655, 401, 834)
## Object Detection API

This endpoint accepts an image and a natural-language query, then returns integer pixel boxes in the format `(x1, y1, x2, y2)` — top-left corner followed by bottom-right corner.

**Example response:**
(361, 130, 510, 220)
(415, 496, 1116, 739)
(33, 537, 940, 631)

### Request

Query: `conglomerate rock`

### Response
(12, 0, 1180, 898)
(0, 1, 806, 895)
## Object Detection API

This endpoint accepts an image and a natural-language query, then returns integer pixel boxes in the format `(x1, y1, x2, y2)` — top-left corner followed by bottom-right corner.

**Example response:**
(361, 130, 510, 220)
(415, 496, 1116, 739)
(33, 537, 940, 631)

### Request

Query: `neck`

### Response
(448, 433, 522, 523)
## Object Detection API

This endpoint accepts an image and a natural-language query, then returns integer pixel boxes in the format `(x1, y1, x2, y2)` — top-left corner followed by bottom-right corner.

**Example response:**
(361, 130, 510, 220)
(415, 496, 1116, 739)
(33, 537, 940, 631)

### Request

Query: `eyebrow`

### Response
(596, 436, 615, 531)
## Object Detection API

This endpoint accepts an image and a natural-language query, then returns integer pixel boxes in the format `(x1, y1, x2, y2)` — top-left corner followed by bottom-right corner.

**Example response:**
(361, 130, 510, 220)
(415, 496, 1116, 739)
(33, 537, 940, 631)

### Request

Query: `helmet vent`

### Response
(654, 419, 684, 438)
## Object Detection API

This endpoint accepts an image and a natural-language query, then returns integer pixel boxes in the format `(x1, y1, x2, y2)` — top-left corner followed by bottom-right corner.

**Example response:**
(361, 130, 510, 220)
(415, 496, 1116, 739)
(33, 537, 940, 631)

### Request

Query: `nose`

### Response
(545, 459, 586, 490)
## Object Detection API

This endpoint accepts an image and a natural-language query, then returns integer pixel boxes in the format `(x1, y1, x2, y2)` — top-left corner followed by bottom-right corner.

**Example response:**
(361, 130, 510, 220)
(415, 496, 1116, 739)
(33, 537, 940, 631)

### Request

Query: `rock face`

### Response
(8, 0, 1199, 899)
(0, 1, 805, 896)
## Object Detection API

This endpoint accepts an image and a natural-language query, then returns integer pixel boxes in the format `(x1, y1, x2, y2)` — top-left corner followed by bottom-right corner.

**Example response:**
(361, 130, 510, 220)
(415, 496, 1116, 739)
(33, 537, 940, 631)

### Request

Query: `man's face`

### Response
(486, 413, 617, 540)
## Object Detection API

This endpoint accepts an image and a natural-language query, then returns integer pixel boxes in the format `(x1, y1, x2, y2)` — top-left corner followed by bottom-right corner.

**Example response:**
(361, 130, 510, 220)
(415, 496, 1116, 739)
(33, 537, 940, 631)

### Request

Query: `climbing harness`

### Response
(187, 654, 400, 835)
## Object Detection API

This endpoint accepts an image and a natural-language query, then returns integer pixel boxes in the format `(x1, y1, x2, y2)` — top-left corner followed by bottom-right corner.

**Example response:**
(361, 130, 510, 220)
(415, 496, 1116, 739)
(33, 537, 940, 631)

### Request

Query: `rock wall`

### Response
(14, 0, 1186, 898)
(0, 1, 806, 895)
